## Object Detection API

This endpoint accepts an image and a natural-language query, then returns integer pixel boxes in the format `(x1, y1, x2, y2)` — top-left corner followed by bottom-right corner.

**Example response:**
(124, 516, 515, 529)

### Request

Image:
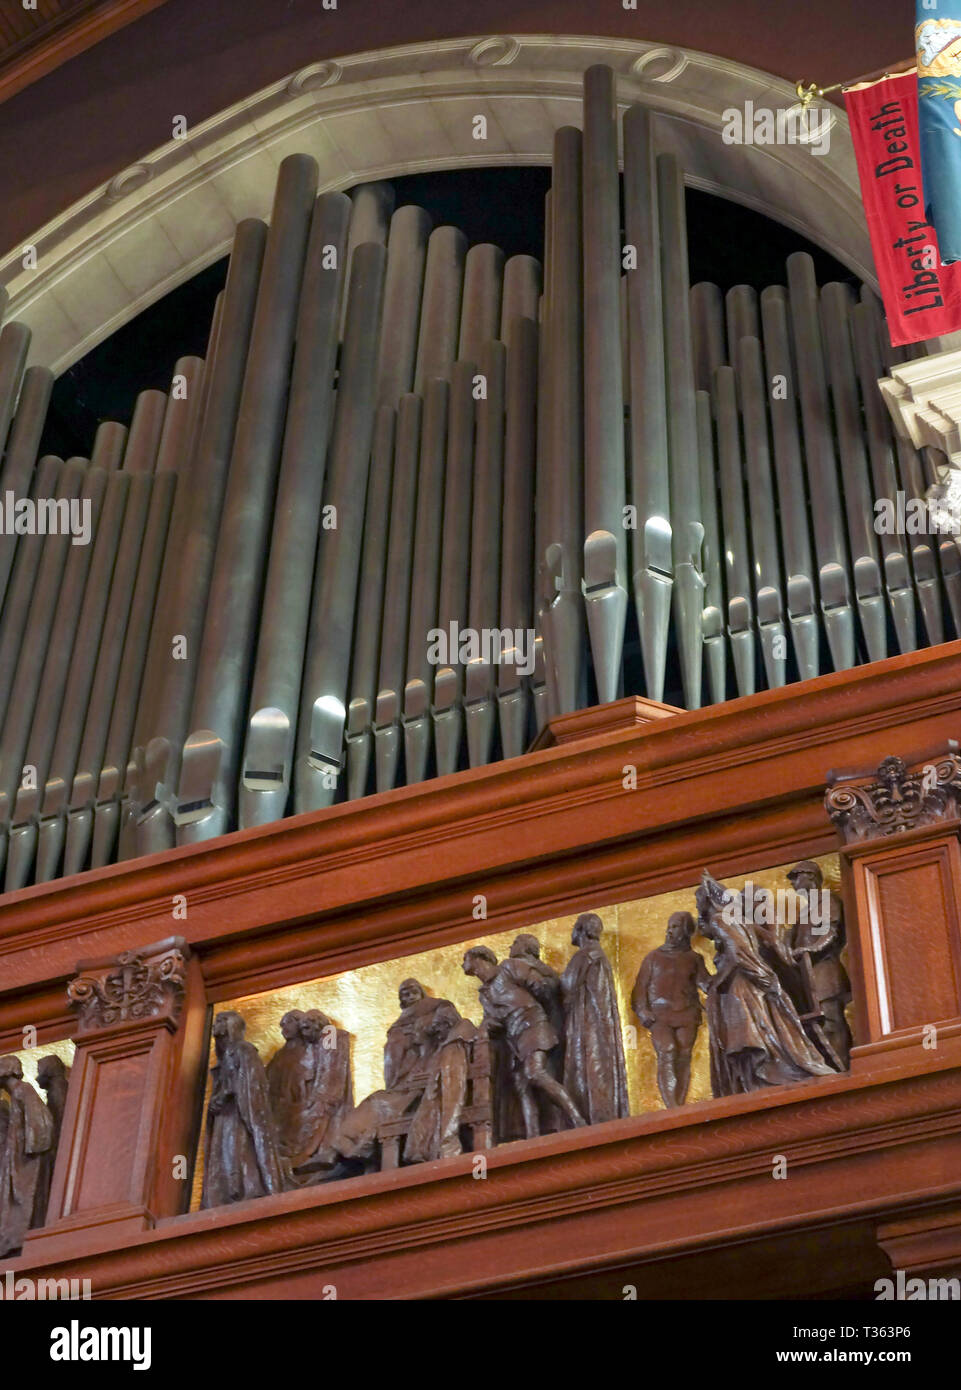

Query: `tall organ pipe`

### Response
(112, 361, 207, 863)
(759, 286, 819, 680)
(346, 404, 397, 799)
(501, 255, 541, 332)
(64, 379, 184, 876)
(850, 300, 918, 654)
(432, 359, 476, 776)
(691, 282, 726, 394)
(0, 322, 30, 466)
(787, 252, 855, 672)
(544, 126, 586, 715)
(0, 458, 86, 872)
(135, 218, 267, 857)
(33, 391, 164, 882)
(0, 366, 53, 614)
(414, 227, 467, 392)
(658, 152, 705, 709)
(403, 378, 449, 784)
(695, 390, 726, 704)
(239, 191, 350, 830)
(623, 106, 672, 703)
(736, 336, 787, 688)
(726, 284, 760, 351)
(376, 204, 431, 409)
(178, 154, 318, 845)
(532, 190, 553, 729)
(459, 244, 504, 360)
(466, 338, 505, 767)
(340, 181, 393, 339)
(15, 463, 132, 888)
(374, 393, 422, 791)
(499, 313, 538, 757)
(582, 65, 628, 706)
(0, 463, 103, 882)
(0, 455, 64, 727)
(820, 281, 887, 664)
(713, 367, 755, 697)
(294, 240, 387, 813)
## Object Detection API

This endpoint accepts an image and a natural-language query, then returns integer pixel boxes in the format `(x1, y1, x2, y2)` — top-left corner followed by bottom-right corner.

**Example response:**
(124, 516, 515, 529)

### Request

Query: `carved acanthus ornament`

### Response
(825, 749, 961, 844)
(67, 937, 190, 1033)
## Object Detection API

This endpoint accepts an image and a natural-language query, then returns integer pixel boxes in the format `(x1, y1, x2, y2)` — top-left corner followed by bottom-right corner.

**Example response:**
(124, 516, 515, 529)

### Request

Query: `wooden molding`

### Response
(3, 644, 961, 1034)
(0, 1, 172, 109)
(9, 1048, 961, 1298)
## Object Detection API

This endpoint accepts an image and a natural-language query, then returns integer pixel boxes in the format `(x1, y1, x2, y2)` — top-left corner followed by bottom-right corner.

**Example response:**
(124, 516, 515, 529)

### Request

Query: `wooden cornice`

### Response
(10, 1044, 961, 1298)
(2, 643, 961, 1027)
(0, 0, 171, 108)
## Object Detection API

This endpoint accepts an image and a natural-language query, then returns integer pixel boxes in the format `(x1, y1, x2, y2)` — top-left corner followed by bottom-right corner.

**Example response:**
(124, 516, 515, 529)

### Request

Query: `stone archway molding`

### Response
(0, 33, 870, 375)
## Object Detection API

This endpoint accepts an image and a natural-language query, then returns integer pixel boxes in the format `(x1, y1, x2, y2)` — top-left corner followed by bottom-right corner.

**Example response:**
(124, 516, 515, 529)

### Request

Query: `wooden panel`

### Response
(847, 827, 961, 1044)
(876, 859, 961, 1031)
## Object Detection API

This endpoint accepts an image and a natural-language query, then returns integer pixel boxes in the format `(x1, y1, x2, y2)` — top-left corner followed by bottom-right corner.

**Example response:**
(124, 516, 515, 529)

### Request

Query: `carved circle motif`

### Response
(782, 100, 837, 146)
(630, 47, 689, 84)
(287, 61, 343, 95)
(468, 36, 521, 68)
(104, 162, 152, 203)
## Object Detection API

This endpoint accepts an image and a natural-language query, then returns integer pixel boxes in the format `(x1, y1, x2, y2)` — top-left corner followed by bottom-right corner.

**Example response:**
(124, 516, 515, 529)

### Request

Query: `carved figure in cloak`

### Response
(284, 1010, 352, 1170)
(785, 861, 851, 1070)
(301, 982, 453, 1182)
(462, 945, 585, 1138)
(384, 978, 447, 1088)
(403, 1002, 478, 1163)
(266, 1009, 307, 1144)
(267, 1008, 351, 1168)
(201, 1011, 286, 1209)
(560, 913, 630, 1124)
(0, 1056, 55, 1256)
(632, 912, 710, 1107)
(696, 873, 835, 1097)
(34, 1054, 70, 1225)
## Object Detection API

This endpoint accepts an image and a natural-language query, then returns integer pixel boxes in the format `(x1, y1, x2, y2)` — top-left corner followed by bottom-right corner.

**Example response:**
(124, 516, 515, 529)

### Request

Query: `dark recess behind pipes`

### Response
(39, 166, 857, 459)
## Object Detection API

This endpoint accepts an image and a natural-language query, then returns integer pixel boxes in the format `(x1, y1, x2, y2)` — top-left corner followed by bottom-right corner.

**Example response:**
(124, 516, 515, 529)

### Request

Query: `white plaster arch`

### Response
(0, 33, 870, 375)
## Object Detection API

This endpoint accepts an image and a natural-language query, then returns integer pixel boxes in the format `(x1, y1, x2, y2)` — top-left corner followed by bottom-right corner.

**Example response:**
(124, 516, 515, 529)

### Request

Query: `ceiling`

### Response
(0, 0, 167, 104)
(0, 0, 917, 257)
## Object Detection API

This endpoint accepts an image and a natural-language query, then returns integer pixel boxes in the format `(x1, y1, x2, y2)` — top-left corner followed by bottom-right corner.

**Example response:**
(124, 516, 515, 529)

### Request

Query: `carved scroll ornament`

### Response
(825, 750, 961, 844)
(67, 937, 190, 1033)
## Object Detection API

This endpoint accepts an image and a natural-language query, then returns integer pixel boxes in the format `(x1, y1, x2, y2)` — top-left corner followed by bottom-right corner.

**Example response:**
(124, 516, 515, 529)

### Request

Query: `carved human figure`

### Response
(632, 912, 710, 1108)
(462, 945, 585, 1139)
(560, 913, 630, 1124)
(266, 1009, 308, 1154)
(384, 979, 446, 1089)
(485, 935, 563, 1142)
(696, 873, 835, 1096)
(403, 1001, 477, 1164)
(302, 984, 453, 1182)
(201, 1011, 286, 1208)
(34, 1054, 70, 1225)
(0, 1056, 55, 1256)
(785, 860, 851, 1070)
(284, 1009, 352, 1169)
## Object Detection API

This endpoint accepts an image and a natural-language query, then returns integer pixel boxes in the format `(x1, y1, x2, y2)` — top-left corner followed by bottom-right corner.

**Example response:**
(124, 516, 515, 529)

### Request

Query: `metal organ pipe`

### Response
(0, 61, 954, 896)
(294, 240, 387, 813)
(623, 104, 672, 704)
(582, 65, 628, 706)
(135, 217, 267, 857)
(178, 154, 318, 845)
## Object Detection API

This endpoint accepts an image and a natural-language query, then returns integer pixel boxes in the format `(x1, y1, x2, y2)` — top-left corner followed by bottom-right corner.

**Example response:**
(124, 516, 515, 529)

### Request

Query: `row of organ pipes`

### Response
(0, 63, 952, 892)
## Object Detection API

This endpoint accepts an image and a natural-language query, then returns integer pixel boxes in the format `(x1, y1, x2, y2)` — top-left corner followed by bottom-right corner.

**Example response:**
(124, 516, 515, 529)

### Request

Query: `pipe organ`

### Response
(0, 64, 951, 894)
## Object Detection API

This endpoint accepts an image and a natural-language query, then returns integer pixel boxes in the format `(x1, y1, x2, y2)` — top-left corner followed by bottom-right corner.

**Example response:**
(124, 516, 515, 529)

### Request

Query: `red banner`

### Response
(845, 72, 961, 346)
